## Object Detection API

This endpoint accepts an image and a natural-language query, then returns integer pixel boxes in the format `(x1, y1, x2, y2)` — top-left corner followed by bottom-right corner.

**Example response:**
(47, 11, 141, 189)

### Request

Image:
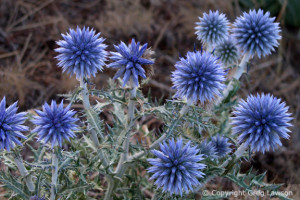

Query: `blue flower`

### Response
(232, 9, 281, 58)
(171, 51, 226, 103)
(231, 94, 293, 153)
(32, 100, 79, 148)
(215, 38, 239, 66)
(147, 138, 206, 196)
(107, 38, 154, 87)
(0, 97, 28, 151)
(55, 26, 108, 79)
(210, 135, 231, 158)
(195, 10, 229, 47)
(198, 140, 217, 159)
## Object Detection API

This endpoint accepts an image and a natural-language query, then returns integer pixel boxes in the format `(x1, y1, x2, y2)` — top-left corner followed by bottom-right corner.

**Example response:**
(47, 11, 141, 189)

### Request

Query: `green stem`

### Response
(196, 143, 248, 191)
(104, 81, 137, 200)
(80, 79, 103, 141)
(79, 79, 113, 197)
(50, 149, 58, 200)
(80, 79, 110, 170)
(215, 53, 251, 106)
(129, 102, 191, 161)
(13, 152, 34, 192)
(115, 81, 136, 177)
(105, 98, 191, 200)
(104, 177, 114, 200)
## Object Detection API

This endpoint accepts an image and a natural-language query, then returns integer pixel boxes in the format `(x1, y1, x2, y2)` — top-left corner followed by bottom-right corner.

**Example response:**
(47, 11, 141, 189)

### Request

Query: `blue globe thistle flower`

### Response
(147, 138, 206, 196)
(195, 10, 229, 47)
(231, 94, 293, 153)
(0, 97, 28, 151)
(55, 26, 108, 79)
(232, 9, 281, 58)
(198, 140, 217, 159)
(215, 38, 239, 66)
(171, 51, 226, 103)
(108, 39, 154, 87)
(32, 100, 79, 148)
(210, 135, 231, 158)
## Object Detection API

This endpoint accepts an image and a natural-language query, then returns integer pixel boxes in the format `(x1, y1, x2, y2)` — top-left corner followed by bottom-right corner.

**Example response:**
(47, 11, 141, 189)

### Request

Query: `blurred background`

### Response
(0, 0, 299, 198)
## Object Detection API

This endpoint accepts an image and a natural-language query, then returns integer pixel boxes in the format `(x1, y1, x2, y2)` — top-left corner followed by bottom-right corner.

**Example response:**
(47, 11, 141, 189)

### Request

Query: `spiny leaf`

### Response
(85, 108, 104, 139)
(0, 172, 30, 199)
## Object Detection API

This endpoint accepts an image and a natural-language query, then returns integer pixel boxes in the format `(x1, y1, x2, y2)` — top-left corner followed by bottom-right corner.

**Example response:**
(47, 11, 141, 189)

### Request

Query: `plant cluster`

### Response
(0, 9, 293, 200)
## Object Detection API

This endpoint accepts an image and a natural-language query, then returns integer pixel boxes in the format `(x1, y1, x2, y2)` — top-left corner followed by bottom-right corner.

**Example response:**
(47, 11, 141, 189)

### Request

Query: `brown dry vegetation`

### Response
(0, 0, 299, 199)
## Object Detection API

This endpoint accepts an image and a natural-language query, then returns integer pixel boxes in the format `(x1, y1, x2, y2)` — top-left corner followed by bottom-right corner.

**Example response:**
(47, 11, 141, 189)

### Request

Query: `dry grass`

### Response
(0, 0, 299, 198)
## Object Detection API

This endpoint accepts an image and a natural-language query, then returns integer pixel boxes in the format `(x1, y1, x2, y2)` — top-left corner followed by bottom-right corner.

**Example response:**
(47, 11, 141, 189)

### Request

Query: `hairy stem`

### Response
(50, 149, 58, 200)
(115, 81, 136, 177)
(80, 79, 103, 141)
(104, 81, 137, 199)
(104, 177, 114, 200)
(13, 152, 34, 192)
(129, 102, 191, 160)
(215, 53, 251, 106)
(80, 79, 110, 169)
(79, 79, 113, 197)
(196, 143, 249, 191)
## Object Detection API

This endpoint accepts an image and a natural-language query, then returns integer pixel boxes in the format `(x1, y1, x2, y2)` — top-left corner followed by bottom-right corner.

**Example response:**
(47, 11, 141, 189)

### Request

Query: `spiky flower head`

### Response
(198, 140, 217, 159)
(0, 97, 28, 151)
(147, 138, 206, 196)
(171, 50, 226, 103)
(210, 135, 231, 158)
(55, 26, 108, 79)
(232, 9, 281, 58)
(231, 94, 293, 153)
(32, 100, 79, 148)
(195, 10, 229, 47)
(215, 38, 239, 66)
(108, 39, 154, 87)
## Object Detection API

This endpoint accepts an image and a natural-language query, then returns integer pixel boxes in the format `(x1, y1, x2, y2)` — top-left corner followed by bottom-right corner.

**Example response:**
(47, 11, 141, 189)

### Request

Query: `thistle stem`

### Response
(104, 177, 114, 200)
(215, 53, 251, 106)
(79, 79, 113, 197)
(50, 149, 58, 200)
(129, 102, 191, 160)
(220, 142, 248, 168)
(104, 81, 137, 199)
(79, 79, 110, 168)
(13, 152, 34, 192)
(196, 143, 248, 191)
(115, 81, 136, 177)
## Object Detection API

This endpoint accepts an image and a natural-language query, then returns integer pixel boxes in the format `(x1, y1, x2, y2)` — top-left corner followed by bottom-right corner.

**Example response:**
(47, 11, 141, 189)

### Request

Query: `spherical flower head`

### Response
(171, 50, 226, 103)
(147, 138, 206, 196)
(215, 38, 239, 66)
(210, 135, 231, 158)
(32, 100, 79, 148)
(107, 38, 154, 87)
(232, 9, 281, 58)
(195, 10, 229, 46)
(55, 26, 108, 79)
(231, 93, 293, 153)
(198, 140, 217, 159)
(0, 97, 28, 151)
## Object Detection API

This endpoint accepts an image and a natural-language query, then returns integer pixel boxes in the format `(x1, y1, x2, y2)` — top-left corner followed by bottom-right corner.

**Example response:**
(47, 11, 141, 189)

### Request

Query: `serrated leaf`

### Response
(0, 172, 30, 199)
(85, 108, 104, 139)
(83, 135, 97, 151)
